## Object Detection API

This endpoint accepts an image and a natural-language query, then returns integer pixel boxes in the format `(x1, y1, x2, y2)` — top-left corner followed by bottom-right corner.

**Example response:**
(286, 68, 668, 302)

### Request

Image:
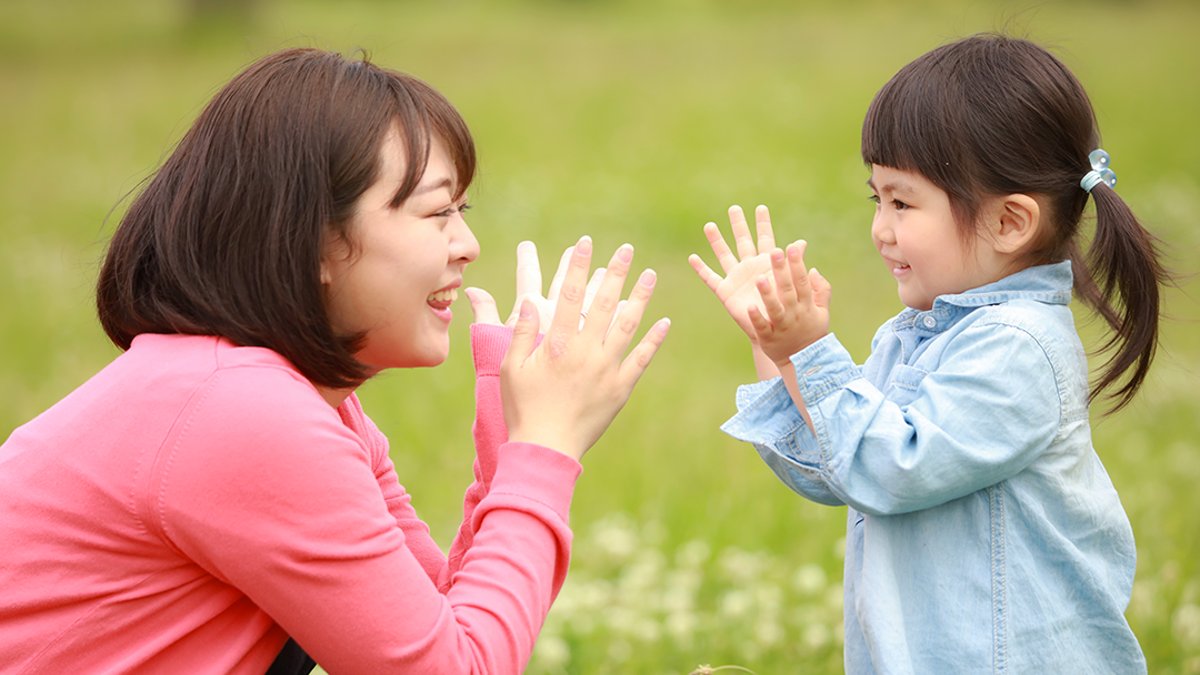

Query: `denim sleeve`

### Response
(724, 326, 1062, 515)
(720, 366, 847, 507)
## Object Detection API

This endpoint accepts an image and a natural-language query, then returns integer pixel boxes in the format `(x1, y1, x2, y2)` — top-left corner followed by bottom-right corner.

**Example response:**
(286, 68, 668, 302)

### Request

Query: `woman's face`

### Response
(321, 128, 479, 372)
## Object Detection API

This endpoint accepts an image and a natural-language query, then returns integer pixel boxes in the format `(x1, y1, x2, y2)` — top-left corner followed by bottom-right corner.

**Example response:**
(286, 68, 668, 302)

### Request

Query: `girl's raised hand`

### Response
(749, 240, 832, 368)
(688, 205, 779, 341)
(501, 237, 670, 461)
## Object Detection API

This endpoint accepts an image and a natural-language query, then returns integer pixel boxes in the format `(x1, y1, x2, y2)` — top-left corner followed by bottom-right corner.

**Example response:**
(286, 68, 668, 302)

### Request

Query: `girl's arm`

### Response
(727, 319, 1065, 516)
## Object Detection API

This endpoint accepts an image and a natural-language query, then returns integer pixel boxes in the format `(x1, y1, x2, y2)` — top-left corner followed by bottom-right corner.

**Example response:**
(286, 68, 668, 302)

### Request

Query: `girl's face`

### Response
(321, 129, 479, 372)
(868, 164, 1000, 311)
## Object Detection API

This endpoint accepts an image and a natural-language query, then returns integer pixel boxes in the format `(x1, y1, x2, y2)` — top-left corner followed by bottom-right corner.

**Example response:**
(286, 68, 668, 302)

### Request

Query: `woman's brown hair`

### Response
(97, 48, 475, 389)
(861, 33, 1168, 412)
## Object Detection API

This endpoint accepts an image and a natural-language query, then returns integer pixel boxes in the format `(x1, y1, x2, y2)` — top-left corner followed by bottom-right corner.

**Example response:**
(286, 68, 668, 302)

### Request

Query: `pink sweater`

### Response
(0, 324, 580, 674)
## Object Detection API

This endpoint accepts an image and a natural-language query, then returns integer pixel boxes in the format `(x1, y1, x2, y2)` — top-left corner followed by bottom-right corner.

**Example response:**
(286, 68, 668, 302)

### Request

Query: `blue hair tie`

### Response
(1080, 149, 1117, 193)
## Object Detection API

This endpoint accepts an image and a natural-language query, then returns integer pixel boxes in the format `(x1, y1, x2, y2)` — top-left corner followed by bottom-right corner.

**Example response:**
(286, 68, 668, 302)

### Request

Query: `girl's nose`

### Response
(871, 211, 895, 246)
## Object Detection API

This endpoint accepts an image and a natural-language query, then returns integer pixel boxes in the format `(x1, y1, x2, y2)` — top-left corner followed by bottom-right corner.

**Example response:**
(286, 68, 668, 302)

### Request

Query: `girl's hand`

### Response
(501, 237, 670, 461)
(466, 241, 607, 333)
(688, 205, 779, 341)
(750, 240, 833, 368)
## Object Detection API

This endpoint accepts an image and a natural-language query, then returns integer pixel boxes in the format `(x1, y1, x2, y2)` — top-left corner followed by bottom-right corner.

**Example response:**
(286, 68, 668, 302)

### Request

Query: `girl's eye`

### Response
(868, 195, 881, 205)
(892, 200, 910, 211)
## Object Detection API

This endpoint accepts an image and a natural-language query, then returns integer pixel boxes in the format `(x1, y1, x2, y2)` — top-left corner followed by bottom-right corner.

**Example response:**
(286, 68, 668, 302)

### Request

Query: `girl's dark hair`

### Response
(97, 48, 475, 389)
(861, 33, 1167, 412)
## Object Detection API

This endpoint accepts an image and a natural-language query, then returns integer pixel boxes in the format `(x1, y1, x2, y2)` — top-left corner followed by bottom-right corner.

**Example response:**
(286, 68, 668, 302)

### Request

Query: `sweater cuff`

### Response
(486, 442, 582, 523)
(471, 324, 513, 377)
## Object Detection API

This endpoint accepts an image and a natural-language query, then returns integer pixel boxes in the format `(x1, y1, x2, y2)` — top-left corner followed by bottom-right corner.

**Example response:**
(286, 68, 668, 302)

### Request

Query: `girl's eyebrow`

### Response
(866, 177, 916, 196)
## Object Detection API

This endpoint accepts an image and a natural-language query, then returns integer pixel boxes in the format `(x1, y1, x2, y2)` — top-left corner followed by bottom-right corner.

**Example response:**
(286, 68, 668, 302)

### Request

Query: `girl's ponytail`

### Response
(1082, 182, 1169, 411)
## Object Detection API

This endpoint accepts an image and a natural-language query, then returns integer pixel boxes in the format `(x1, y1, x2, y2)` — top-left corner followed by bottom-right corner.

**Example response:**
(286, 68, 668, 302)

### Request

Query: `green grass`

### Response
(2, 1, 1198, 673)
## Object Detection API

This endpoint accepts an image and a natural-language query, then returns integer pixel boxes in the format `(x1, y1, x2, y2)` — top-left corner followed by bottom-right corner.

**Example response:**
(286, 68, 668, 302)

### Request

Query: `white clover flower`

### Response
(1172, 603, 1200, 647)
(793, 563, 828, 595)
(665, 610, 698, 644)
(825, 583, 844, 611)
(591, 515, 638, 562)
(802, 621, 832, 650)
(676, 539, 711, 568)
(755, 616, 784, 648)
(718, 589, 752, 619)
(531, 635, 570, 671)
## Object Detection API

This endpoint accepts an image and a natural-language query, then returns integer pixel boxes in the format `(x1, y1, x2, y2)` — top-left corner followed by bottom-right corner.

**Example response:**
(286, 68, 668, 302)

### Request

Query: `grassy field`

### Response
(2, 1, 1198, 673)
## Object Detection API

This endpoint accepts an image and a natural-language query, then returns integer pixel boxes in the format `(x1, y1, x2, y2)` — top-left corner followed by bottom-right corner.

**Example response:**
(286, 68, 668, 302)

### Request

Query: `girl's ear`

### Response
(987, 194, 1041, 255)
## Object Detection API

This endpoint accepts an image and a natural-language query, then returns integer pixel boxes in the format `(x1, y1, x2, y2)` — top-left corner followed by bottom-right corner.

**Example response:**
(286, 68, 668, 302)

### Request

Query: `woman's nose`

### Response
(451, 214, 480, 264)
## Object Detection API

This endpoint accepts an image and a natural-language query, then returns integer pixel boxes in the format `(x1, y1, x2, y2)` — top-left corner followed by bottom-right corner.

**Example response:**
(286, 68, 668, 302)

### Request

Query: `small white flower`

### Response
(1173, 603, 1200, 647)
(803, 622, 832, 649)
(793, 563, 828, 595)
(532, 635, 571, 670)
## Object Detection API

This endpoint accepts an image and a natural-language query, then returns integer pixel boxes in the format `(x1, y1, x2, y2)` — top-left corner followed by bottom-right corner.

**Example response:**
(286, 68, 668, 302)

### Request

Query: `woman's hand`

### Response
(466, 241, 607, 333)
(500, 237, 670, 461)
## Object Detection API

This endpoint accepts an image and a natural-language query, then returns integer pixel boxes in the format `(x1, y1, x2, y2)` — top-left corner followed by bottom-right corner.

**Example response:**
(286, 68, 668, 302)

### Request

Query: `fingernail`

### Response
(519, 299, 533, 319)
(655, 318, 671, 335)
(618, 244, 633, 263)
(577, 236, 592, 254)
(639, 269, 657, 286)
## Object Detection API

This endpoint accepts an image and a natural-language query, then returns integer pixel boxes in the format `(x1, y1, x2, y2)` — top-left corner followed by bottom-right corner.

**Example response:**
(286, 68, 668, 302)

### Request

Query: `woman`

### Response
(0, 48, 668, 674)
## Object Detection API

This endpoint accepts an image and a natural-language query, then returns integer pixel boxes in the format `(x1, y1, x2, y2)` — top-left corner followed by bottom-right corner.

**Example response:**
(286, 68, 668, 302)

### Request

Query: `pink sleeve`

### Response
(442, 323, 513, 589)
(153, 362, 581, 674)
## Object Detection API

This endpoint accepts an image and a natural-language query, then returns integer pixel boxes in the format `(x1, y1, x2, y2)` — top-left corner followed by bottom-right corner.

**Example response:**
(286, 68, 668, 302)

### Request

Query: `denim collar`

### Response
(893, 261, 1074, 335)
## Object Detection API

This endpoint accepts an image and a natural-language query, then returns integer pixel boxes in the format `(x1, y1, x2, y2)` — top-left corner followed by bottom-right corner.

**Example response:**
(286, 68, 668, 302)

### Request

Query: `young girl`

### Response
(0, 48, 669, 674)
(691, 34, 1161, 674)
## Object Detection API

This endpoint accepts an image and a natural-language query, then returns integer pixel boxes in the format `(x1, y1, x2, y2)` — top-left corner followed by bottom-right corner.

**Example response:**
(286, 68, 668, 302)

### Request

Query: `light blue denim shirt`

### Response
(722, 262, 1145, 674)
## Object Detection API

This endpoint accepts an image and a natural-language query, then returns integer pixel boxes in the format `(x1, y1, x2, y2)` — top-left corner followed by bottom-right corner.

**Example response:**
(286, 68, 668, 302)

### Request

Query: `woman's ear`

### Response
(987, 194, 1041, 255)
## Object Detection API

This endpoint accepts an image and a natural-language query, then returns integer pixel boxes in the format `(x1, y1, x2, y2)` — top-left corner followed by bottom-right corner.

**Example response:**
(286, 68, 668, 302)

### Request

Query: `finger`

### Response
(583, 267, 606, 312)
(607, 299, 628, 338)
(546, 235, 593, 341)
(786, 240, 812, 302)
(504, 298, 540, 369)
(545, 245, 574, 304)
(514, 241, 543, 303)
(617, 316, 671, 388)
(755, 272, 789, 325)
(768, 247, 799, 308)
(703, 221, 738, 275)
(755, 205, 777, 254)
(747, 302, 773, 337)
(728, 205, 758, 260)
(464, 287, 502, 325)
(809, 267, 833, 309)
(582, 244, 632, 339)
(604, 267, 655, 355)
(688, 253, 724, 295)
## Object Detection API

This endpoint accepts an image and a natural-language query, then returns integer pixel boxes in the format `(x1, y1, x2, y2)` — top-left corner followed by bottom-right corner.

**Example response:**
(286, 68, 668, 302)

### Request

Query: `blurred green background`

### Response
(2, 0, 1198, 673)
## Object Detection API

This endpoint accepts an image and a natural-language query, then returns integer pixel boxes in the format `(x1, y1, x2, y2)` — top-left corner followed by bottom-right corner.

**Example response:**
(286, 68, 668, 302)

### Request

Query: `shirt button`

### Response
(922, 316, 937, 329)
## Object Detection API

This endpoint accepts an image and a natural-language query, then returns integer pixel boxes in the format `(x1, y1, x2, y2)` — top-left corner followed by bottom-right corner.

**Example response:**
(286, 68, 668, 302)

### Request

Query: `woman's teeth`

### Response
(428, 288, 458, 303)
